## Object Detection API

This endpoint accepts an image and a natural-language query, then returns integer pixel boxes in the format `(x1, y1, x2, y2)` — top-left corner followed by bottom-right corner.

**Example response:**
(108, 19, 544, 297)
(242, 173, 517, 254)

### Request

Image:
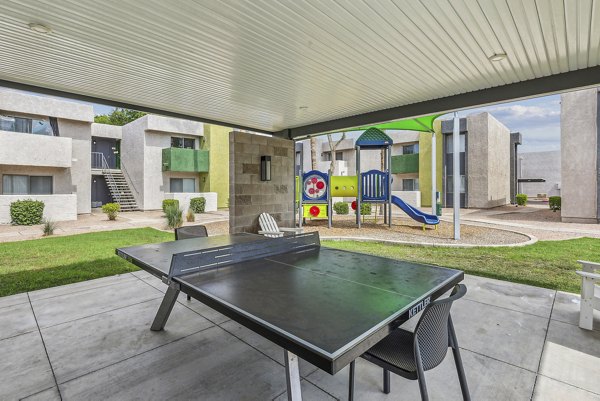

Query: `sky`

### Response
(6, 87, 561, 153)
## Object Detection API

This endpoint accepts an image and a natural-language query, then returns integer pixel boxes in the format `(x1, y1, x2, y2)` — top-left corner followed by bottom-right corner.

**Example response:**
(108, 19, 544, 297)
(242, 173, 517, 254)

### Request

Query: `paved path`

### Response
(1, 272, 598, 400)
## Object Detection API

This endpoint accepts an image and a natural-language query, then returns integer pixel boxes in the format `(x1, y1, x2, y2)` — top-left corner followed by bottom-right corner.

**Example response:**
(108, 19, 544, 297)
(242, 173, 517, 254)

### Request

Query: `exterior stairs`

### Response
(104, 170, 139, 212)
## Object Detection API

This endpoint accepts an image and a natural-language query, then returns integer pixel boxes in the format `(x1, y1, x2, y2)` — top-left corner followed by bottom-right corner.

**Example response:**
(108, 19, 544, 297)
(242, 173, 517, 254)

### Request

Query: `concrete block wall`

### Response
(561, 89, 599, 223)
(229, 132, 295, 234)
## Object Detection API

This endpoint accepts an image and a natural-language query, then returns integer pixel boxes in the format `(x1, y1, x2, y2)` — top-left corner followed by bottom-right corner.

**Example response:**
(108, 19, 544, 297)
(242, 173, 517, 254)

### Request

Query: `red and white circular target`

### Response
(303, 174, 327, 199)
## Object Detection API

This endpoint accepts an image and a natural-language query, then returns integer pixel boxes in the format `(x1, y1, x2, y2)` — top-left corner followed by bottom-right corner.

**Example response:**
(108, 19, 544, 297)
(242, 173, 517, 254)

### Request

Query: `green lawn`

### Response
(324, 238, 600, 293)
(0, 228, 173, 297)
(0, 228, 597, 297)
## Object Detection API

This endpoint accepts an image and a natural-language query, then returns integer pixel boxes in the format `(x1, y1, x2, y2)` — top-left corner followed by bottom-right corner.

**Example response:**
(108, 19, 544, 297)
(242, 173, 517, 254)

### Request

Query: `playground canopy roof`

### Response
(355, 128, 393, 149)
(0, 1, 599, 138)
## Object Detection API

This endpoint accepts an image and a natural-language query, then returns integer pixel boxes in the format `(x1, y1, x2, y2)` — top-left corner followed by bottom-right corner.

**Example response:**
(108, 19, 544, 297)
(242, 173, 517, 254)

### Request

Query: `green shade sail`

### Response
(342, 113, 445, 134)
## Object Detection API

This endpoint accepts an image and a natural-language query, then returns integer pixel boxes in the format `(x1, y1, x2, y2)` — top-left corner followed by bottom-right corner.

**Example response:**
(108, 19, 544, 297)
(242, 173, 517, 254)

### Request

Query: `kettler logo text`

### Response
(409, 297, 431, 318)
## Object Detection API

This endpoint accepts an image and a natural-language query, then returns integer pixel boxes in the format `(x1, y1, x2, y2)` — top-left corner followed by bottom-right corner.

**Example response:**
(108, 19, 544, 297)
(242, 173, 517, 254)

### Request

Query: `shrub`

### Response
(101, 203, 120, 220)
(360, 203, 372, 215)
(10, 199, 44, 225)
(333, 202, 349, 215)
(165, 204, 183, 229)
(190, 197, 206, 213)
(186, 208, 195, 222)
(515, 193, 528, 206)
(162, 199, 179, 213)
(549, 196, 561, 212)
(42, 219, 57, 236)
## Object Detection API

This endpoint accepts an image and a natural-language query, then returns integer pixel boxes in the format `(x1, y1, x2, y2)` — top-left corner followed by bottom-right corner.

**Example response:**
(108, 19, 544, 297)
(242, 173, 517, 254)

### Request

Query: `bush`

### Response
(360, 203, 372, 215)
(10, 199, 44, 225)
(186, 208, 195, 222)
(549, 196, 561, 212)
(190, 197, 206, 213)
(42, 219, 57, 236)
(333, 202, 349, 215)
(515, 193, 528, 206)
(165, 204, 183, 229)
(162, 199, 179, 213)
(101, 203, 121, 220)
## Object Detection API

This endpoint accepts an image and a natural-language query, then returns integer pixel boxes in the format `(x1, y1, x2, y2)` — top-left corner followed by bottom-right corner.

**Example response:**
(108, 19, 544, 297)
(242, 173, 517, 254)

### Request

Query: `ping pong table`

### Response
(117, 232, 463, 400)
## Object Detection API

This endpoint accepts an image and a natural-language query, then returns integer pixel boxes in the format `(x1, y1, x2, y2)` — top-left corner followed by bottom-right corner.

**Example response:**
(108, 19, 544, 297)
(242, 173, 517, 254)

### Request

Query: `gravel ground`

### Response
(292, 215, 528, 245)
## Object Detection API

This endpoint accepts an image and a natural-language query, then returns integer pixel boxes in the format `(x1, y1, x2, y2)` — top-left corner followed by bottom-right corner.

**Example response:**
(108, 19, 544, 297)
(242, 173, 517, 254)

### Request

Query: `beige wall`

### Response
(561, 89, 599, 223)
(466, 113, 510, 208)
(58, 119, 92, 214)
(229, 132, 295, 233)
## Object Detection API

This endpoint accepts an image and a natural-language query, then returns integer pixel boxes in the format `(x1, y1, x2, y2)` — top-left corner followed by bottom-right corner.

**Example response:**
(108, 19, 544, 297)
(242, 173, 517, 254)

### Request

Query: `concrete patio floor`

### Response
(1, 272, 599, 400)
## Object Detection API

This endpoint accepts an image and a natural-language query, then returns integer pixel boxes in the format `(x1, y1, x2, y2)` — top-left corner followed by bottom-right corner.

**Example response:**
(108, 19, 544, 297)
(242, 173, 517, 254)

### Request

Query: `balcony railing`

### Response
(391, 153, 419, 174)
(162, 148, 209, 172)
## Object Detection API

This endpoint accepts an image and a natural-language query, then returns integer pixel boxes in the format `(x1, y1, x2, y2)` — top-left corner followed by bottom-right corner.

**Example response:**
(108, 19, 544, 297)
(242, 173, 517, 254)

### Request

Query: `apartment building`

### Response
(0, 90, 227, 223)
(297, 112, 515, 209)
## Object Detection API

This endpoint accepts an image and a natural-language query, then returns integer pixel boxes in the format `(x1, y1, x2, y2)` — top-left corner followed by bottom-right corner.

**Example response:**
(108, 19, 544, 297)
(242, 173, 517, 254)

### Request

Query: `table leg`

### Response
(151, 284, 180, 331)
(284, 350, 302, 401)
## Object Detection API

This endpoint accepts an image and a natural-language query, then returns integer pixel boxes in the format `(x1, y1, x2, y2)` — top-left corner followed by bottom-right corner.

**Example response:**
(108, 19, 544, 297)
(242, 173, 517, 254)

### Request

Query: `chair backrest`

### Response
(259, 213, 280, 233)
(174, 225, 208, 240)
(413, 284, 467, 371)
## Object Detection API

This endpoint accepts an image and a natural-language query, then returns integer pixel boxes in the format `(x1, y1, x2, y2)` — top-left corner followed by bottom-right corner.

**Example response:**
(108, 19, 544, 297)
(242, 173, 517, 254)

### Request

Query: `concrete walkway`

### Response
(1, 273, 598, 400)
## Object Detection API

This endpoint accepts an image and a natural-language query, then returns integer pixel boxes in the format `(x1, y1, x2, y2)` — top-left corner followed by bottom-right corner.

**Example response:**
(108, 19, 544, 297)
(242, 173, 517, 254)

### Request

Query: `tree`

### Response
(310, 137, 317, 171)
(326, 132, 347, 176)
(94, 108, 147, 126)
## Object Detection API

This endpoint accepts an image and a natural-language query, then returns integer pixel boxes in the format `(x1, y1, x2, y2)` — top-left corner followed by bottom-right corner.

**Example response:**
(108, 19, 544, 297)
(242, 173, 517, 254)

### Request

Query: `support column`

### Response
(356, 146, 361, 228)
(431, 131, 436, 215)
(453, 113, 461, 240)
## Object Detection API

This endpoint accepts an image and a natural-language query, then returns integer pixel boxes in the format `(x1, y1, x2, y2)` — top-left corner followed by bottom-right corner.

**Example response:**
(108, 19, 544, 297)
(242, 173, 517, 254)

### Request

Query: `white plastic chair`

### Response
(576, 260, 600, 330)
(258, 213, 303, 238)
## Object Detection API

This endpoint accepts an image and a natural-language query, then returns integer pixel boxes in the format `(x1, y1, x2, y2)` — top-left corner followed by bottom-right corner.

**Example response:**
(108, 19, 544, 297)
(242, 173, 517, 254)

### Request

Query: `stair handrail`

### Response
(91, 152, 122, 204)
(119, 158, 140, 202)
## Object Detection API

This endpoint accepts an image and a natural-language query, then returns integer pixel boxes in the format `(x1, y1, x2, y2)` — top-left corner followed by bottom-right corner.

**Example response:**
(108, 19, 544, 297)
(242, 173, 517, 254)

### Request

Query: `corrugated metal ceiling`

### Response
(0, 0, 598, 134)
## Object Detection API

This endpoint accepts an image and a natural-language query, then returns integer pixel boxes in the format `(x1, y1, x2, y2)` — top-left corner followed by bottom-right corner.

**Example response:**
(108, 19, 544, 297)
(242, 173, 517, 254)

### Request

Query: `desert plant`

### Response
(162, 199, 179, 213)
(549, 196, 561, 212)
(186, 208, 195, 222)
(189, 197, 206, 213)
(10, 199, 44, 225)
(165, 204, 183, 229)
(42, 219, 57, 236)
(333, 201, 349, 215)
(515, 193, 528, 206)
(101, 203, 121, 220)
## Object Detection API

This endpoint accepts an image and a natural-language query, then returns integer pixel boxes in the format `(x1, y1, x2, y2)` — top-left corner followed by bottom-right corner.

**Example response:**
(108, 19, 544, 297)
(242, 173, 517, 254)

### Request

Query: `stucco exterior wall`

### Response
(0, 194, 77, 223)
(164, 192, 218, 212)
(92, 123, 122, 139)
(0, 131, 72, 168)
(121, 118, 146, 209)
(419, 125, 443, 208)
(230, 132, 294, 233)
(519, 151, 561, 197)
(199, 124, 230, 208)
(561, 89, 598, 223)
(0, 89, 93, 122)
(58, 119, 92, 214)
(466, 113, 510, 208)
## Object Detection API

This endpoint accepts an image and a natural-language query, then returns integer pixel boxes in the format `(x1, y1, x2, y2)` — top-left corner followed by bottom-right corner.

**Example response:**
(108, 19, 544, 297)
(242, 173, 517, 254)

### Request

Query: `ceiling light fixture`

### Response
(488, 52, 507, 62)
(28, 23, 52, 34)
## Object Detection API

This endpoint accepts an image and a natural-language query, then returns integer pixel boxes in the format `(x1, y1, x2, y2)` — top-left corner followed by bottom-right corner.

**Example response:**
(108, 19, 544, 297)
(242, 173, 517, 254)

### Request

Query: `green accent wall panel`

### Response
(391, 153, 419, 174)
(162, 148, 209, 172)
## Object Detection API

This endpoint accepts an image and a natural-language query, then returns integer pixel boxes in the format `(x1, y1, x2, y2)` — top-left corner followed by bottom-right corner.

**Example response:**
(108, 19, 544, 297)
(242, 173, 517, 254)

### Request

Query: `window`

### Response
(445, 134, 466, 153)
(402, 178, 419, 191)
(171, 137, 195, 149)
(170, 178, 195, 193)
(402, 144, 419, 155)
(335, 151, 344, 161)
(322, 151, 331, 161)
(0, 115, 56, 136)
(446, 175, 466, 193)
(2, 175, 52, 195)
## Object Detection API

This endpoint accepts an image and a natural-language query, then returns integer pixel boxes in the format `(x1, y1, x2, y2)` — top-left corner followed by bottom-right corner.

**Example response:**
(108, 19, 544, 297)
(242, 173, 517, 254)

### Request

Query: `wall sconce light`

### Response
(260, 156, 271, 181)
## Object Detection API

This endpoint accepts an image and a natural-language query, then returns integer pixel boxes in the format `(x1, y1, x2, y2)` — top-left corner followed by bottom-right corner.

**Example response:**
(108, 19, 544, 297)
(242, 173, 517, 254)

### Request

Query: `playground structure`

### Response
(297, 128, 440, 230)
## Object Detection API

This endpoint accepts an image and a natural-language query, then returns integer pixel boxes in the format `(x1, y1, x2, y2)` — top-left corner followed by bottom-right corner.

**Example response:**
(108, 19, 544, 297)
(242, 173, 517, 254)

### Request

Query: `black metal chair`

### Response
(349, 284, 470, 401)
(174, 225, 208, 240)
(174, 225, 208, 300)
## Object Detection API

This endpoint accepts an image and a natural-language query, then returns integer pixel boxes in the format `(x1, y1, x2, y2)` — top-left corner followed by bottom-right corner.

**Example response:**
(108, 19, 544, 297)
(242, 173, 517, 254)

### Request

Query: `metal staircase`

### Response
(92, 152, 139, 212)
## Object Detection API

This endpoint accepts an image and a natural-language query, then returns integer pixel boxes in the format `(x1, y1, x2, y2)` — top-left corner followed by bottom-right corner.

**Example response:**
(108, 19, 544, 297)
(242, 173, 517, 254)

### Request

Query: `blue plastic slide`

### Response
(391, 195, 440, 225)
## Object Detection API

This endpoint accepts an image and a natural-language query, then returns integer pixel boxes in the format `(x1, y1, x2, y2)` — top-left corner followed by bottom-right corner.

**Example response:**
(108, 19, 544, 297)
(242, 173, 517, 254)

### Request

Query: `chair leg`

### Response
(414, 343, 429, 401)
(449, 316, 471, 401)
(348, 360, 355, 401)
(383, 369, 390, 394)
